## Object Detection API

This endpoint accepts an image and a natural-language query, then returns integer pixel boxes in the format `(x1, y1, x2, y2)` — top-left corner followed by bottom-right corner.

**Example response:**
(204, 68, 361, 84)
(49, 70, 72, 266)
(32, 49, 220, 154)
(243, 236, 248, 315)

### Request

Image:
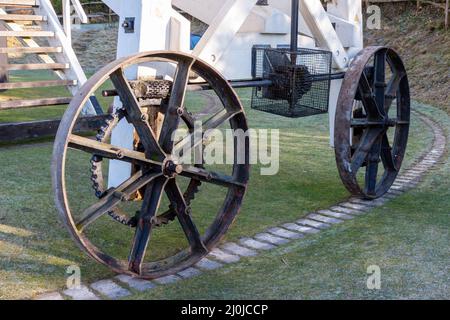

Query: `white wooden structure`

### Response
(102, 0, 364, 187)
(0, 0, 95, 114)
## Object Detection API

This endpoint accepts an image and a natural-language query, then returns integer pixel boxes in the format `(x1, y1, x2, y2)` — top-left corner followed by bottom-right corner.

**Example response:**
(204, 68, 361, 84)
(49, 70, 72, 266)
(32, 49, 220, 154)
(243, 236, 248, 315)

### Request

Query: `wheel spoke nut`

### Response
(141, 113, 149, 122)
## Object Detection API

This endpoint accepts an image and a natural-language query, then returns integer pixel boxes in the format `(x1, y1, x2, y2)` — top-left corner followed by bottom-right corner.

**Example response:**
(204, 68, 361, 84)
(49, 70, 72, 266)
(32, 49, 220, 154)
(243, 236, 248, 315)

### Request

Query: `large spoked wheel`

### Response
(52, 51, 249, 278)
(335, 46, 410, 199)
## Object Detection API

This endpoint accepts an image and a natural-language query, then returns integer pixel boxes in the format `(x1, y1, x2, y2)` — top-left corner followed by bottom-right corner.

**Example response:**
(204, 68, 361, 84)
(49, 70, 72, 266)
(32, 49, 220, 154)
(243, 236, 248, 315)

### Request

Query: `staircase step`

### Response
(0, 30, 54, 37)
(0, 0, 37, 6)
(0, 63, 69, 71)
(0, 46, 62, 54)
(0, 14, 46, 21)
(0, 97, 73, 110)
(0, 79, 77, 90)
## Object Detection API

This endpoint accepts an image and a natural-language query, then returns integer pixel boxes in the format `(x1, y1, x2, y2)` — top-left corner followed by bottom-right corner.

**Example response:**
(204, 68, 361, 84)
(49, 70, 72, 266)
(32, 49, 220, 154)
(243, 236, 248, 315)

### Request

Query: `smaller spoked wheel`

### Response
(52, 51, 249, 279)
(335, 46, 410, 199)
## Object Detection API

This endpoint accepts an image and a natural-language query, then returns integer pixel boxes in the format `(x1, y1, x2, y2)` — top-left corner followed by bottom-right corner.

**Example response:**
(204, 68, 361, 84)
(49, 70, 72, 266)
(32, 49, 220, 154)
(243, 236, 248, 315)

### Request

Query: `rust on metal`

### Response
(334, 46, 410, 199)
(52, 51, 250, 279)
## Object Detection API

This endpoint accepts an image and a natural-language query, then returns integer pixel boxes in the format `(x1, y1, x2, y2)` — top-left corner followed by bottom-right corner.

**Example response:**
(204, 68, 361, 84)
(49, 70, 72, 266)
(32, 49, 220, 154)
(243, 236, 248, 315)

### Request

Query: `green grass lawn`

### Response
(0, 71, 440, 300)
(125, 103, 450, 300)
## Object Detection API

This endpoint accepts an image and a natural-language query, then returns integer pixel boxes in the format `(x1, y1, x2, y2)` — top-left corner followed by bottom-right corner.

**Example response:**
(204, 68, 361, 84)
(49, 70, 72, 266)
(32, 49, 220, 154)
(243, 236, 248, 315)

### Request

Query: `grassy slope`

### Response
(365, 3, 450, 114)
(0, 88, 432, 299)
(123, 103, 448, 300)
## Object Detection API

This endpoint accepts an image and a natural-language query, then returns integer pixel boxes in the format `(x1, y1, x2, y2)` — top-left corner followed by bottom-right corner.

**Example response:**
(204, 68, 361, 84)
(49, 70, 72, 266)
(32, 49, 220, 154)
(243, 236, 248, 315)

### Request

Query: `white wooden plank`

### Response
(300, 0, 348, 69)
(193, 0, 259, 66)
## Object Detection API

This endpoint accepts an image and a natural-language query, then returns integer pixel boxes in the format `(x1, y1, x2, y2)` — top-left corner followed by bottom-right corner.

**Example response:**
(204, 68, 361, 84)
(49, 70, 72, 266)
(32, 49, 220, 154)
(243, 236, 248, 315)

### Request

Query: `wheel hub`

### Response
(162, 159, 183, 178)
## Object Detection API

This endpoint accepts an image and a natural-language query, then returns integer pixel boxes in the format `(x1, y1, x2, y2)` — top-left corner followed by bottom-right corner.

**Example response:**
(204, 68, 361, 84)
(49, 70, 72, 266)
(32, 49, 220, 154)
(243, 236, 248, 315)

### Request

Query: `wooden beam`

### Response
(0, 0, 37, 6)
(0, 63, 69, 71)
(0, 79, 77, 90)
(300, 0, 348, 69)
(0, 30, 55, 37)
(0, 14, 47, 21)
(0, 97, 73, 110)
(0, 46, 62, 54)
(0, 115, 110, 143)
(193, 0, 259, 66)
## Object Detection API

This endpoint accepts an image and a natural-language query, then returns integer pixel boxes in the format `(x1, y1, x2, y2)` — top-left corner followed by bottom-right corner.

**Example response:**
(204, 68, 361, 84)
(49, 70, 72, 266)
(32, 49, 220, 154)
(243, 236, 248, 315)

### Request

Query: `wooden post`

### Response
(0, 21, 8, 90)
(62, 0, 71, 43)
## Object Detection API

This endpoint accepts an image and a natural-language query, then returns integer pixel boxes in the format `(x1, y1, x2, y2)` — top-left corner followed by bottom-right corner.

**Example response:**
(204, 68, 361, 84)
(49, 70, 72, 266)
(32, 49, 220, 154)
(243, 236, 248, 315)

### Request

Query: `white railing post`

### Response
(71, 0, 88, 24)
(39, 0, 95, 114)
(62, 0, 71, 42)
(62, 0, 88, 43)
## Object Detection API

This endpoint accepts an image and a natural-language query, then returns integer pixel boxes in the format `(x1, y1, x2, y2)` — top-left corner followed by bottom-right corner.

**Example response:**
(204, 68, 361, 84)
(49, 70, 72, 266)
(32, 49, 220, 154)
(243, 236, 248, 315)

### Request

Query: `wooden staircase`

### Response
(0, 0, 103, 142)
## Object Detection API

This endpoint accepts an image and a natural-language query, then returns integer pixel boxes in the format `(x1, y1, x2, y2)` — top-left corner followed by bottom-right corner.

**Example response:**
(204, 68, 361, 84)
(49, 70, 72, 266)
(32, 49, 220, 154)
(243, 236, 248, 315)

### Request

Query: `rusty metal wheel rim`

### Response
(335, 46, 410, 199)
(52, 51, 250, 278)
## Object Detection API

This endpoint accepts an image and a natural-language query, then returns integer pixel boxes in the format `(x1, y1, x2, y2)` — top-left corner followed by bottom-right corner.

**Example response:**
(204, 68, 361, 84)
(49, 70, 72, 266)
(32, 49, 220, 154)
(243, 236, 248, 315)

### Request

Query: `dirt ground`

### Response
(71, 26, 118, 73)
(364, 3, 449, 113)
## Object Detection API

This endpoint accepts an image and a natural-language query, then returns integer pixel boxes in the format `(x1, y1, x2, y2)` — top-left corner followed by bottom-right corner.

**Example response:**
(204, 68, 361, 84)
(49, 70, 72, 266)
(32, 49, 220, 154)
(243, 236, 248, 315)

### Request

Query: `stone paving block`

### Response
(115, 274, 155, 292)
(153, 275, 181, 285)
(91, 279, 131, 299)
(254, 233, 290, 245)
(403, 173, 421, 178)
(63, 285, 100, 300)
(208, 248, 240, 263)
(307, 213, 342, 224)
(414, 165, 431, 170)
(348, 199, 378, 207)
(296, 219, 330, 229)
(349, 198, 387, 207)
(195, 258, 224, 270)
(178, 267, 202, 279)
(267, 227, 304, 239)
(408, 169, 426, 175)
(282, 223, 320, 234)
(317, 210, 354, 220)
(339, 202, 370, 211)
(34, 292, 64, 300)
(388, 189, 403, 195)
(330, 206, 365, 215)
(221, 242, 258, 257)
(239, 237, 276, 250)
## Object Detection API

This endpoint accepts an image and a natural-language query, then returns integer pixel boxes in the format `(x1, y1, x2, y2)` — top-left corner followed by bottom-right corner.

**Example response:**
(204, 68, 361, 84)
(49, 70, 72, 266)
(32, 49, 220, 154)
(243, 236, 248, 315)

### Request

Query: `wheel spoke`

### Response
(172, 109, 242, 157)
(68, 134, 161, 167)
(373, 50, 387, 115)
(380, 133, 397, 171)
(110, 68, 165, 159)
(165, 179, 207, 253)
(159, 58, 195, 153)
(351, 119, 386, 128)
(180, 166, 246, 189)
(76, 171, 162, 232)
(385, 72, 405, 112)
(358, 72, 384, 121)
(350, 127, 384, 175)
(129, 176, 168, 274)
(364, 137, 382, 195)
(180, 108, 196, 132)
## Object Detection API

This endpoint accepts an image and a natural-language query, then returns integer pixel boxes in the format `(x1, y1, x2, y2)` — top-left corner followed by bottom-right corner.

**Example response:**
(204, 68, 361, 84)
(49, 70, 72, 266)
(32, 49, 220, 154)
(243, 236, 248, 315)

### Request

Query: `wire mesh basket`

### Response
(251, 47, 332, 118)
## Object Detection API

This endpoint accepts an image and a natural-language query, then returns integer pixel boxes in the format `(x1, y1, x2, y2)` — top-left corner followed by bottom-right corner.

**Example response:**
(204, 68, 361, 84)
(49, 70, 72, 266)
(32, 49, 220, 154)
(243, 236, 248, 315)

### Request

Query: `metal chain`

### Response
(90, 108, 202, 228)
